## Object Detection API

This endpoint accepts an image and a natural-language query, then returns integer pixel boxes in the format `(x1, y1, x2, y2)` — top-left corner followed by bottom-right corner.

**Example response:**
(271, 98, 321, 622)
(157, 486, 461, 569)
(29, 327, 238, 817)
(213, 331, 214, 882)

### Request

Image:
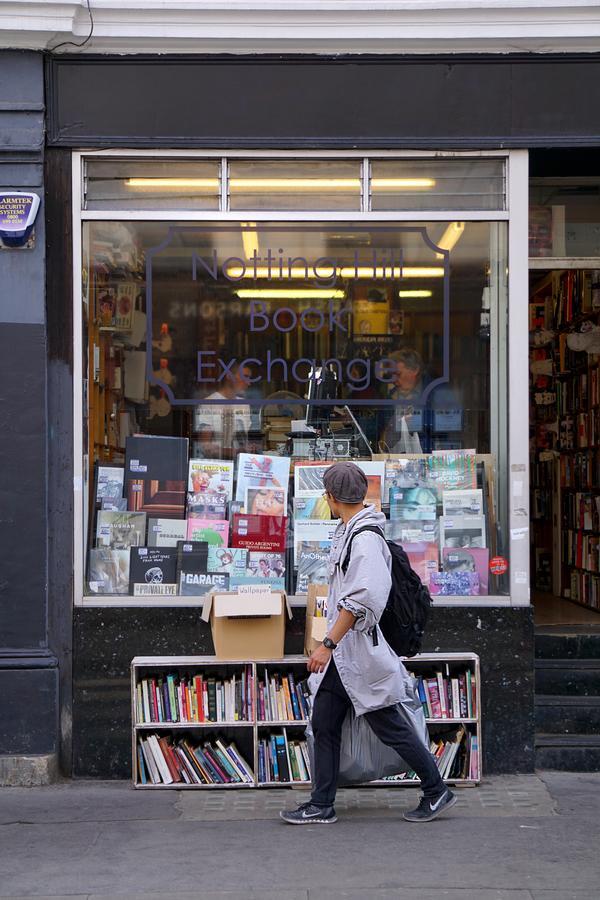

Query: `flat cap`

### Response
(323, 461, 368, 503)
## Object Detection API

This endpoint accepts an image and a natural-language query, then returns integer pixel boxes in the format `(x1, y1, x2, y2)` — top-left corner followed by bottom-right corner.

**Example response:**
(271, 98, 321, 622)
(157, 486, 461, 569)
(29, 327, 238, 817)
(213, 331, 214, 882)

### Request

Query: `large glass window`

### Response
(81, 205, 509, 601)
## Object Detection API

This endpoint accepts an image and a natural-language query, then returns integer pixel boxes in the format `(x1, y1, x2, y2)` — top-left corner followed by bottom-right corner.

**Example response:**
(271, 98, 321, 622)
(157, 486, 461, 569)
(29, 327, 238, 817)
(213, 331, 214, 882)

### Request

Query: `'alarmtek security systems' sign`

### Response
(0, 192, 40, 247)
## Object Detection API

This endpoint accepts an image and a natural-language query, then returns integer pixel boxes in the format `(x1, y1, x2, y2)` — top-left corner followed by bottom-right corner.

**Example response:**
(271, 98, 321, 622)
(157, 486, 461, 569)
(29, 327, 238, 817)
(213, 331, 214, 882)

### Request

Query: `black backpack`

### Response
(340, 525, 431, 658)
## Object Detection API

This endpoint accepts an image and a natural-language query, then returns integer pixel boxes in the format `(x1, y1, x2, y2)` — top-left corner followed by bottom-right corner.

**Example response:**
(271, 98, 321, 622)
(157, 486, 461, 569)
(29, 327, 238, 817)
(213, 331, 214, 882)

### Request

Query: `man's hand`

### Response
(307, 644, 332, 674)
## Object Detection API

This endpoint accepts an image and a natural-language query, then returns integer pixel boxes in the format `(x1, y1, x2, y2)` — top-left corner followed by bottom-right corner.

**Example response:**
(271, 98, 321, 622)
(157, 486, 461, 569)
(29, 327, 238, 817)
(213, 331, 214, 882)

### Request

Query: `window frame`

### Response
(72, 148, 529, 608)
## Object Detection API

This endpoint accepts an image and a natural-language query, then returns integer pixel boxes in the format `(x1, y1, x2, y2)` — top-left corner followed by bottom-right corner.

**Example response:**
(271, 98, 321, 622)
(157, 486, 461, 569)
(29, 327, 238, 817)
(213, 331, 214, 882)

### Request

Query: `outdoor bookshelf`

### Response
(131, 652, 481, 789)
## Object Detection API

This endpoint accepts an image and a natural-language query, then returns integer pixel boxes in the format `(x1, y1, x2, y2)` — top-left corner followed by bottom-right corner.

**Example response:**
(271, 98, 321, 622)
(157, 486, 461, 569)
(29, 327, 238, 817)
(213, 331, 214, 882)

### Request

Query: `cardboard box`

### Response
(202, 589, 292, 660)
(304, 584, 329, 656)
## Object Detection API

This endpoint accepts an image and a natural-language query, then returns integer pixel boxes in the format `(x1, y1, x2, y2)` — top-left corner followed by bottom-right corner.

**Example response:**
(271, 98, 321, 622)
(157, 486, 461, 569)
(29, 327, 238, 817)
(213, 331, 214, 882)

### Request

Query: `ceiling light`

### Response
(226, 265, 444, 279)
(398, 290, 433, 298)
(125, 178, 219, 189)
(235, 289, 346, 300)
(436, 222, 465, 257)
(371, 178, 436, 190)
(241, 222, 259, 260)
(229, 178, 361, 191)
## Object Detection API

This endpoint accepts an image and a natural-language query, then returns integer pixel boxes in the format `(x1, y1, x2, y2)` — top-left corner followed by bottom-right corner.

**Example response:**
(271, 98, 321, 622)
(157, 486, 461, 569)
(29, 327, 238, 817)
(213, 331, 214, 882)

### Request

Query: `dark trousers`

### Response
(310, 660, 446, 807)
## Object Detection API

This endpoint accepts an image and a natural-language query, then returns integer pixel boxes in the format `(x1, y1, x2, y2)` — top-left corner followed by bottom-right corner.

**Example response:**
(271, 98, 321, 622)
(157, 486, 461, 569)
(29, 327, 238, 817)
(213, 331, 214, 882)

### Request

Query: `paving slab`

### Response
(537, 771, 600, 816)
(88, 894, 308, 900)
(313, 892, 533, 900)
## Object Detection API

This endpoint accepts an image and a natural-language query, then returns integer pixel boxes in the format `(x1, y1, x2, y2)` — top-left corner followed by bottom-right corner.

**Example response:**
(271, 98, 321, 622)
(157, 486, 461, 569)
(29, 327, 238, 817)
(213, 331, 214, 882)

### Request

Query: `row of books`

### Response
(257, 732, 311, 783)
(136, 667, 253, 724)
(568, 570, 600, 611)
(560, 450, 600, 491)
(137, 734, 254, 785)
(561, 492, 600, 533)
(552, 270, 595, 331)
(414, 669, 477, 720)
(561, 530, 600, 574)
(557, 365, 600, 416)
(256, 670, 310, 722)
(384, 727, 479, 782)
(575, 410, 600, 450)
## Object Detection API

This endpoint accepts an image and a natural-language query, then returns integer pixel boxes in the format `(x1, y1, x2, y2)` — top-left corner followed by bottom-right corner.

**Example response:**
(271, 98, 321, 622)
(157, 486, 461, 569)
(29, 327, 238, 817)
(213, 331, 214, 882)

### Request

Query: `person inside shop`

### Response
(192, 358, 253, 457)
(280, 461, 456, 825)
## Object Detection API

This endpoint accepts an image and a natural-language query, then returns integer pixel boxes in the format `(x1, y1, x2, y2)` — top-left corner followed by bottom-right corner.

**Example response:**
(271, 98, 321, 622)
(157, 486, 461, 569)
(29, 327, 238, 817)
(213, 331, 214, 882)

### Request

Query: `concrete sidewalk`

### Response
(0, 772, 598, 899)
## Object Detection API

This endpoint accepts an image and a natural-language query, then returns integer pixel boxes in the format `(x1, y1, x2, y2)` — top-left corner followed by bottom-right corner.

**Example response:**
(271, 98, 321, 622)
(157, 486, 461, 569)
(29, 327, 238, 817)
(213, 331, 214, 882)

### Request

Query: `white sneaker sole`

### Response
(279, 811, 338, 825)
(403, 793, 458, 823)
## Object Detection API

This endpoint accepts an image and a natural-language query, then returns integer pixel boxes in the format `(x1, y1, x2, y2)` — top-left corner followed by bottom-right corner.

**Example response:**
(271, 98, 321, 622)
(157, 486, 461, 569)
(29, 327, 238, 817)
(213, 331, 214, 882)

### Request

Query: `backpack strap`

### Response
(340, 524, 386, 575)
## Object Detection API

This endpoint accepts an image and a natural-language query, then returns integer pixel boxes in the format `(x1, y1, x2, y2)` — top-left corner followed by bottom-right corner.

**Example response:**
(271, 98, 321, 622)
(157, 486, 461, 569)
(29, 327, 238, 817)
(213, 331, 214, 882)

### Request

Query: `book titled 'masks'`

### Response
(231, 513, 287, 552)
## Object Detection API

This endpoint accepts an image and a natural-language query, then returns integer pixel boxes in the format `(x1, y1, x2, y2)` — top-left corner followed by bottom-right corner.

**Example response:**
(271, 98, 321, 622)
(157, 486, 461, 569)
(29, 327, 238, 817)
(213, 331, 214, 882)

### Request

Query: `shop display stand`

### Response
(131, 653, 481, 789)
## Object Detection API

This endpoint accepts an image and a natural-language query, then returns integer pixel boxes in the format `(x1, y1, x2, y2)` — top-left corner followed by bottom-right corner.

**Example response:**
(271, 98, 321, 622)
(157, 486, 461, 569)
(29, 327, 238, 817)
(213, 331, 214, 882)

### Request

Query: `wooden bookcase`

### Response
(131, 652, 481, 789)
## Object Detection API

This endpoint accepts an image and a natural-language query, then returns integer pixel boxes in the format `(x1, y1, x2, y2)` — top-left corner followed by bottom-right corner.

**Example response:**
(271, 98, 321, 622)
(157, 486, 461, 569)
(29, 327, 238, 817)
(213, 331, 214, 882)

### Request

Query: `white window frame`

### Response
(72, 147, 528, 608)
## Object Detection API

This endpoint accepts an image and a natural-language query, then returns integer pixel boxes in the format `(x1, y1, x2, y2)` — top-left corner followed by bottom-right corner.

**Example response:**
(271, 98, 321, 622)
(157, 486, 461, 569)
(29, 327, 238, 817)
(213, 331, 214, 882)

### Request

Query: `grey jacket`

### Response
(309, 505, 411, 716)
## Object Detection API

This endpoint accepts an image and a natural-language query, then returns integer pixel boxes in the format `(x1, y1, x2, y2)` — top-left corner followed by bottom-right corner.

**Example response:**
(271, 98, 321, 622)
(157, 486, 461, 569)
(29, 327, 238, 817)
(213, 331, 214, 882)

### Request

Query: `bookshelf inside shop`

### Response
(530, 269, 600, 611)
(131, 654, 481, 789)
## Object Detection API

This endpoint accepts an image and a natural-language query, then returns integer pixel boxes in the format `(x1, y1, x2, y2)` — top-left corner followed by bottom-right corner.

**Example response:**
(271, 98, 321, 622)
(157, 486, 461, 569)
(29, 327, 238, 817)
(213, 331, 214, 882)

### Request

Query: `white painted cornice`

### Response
(2, 0, 600, 54)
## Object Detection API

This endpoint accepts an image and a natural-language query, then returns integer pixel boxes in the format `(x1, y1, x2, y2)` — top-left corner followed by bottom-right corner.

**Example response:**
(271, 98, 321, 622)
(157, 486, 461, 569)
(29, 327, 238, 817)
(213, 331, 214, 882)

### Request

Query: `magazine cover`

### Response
(442, 489, 484, 517)
(390, 486, 437, 521)
(440, 515, 487, 549)
(207, 547, 247, 579)
(293, 496, 332, 520)
(296, 540, 330, 594)
(403, 542, 439, 586)
(385, 520, 438, 544)
(88, 549, 130, 594)
(100, 497, 128, 512)
(235, 453, 290, 502)
(186, 493, 227, 519)
(245, 487, 287, 517)
(96, 510, 147, 549)
(187, 458, 234, 501)
(96, 465, 125, 502)
(294, 519, 337, 565)
(383, 457, 429, 502)
(147, 518, 187, 548)
(186, 517, 229, 547)
(294, 462, 332, 498)
(429, 571, 480, 596)
(176, 541, 229, 596)
(429, 450, 477, 492)
(365, 475, 382, 511)
(442, 547, 490, 593)
(129, 548, 178, 596)
(355, 461, 386, 500)
(232, 551, 286, 590)
(231, 514, 287, 552)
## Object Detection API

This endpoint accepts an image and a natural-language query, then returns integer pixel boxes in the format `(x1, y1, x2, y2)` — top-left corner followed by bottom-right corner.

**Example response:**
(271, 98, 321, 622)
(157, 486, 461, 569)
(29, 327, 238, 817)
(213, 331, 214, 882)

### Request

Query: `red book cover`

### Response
(158, 736, 182, 783)
(231, 513, 287, 552)
(426, 678, 442, 718)
(194, 675, 204, 723)
(150, 678, 158, 721)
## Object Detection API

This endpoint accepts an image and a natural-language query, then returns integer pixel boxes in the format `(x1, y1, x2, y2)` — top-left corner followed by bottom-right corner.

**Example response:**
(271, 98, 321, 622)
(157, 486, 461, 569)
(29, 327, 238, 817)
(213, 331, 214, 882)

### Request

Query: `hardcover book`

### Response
(385, 519, 438, 544)
(294, 462, 332, 498)
(125, 435, 189, 482)
(384, 458, 429, 502)
(442, 547, 490, 593)
(235, 453, 290, 502)
(127, 479, 186, 519)
(245, 487, 287, 517)
(293, 496, 331, 520)
(293, 520, 337, 565)
(88, 548, 130, 594)
(296, 540, 330, 594)
(96, 510, 147, 549)
(96, 465, 125, 503)
(186, 517, 229, 547)
(429, 450, 477, 492)
(231, 513, 287, 552)
(442, 489, 484, 517)
(188, 459, 234, 502)
(129, 548, 178, 596)
(440, 515, 487, 549)
(147, 518, 187, 548)
(186, 493, 227, 519)
(390, 486, 437, 521)
(207, 547, 247, 579)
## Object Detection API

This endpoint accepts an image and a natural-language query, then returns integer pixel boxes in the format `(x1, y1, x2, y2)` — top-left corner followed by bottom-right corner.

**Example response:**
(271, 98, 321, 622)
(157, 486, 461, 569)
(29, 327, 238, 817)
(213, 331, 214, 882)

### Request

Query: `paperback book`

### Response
(125, 435, 189, 482)
(390, 486, 437, 521)
(429, 450, 477, 492)
(188, 458, 234, 502)
(186, 494, 227, 519)
(186, 517, 229, 547)
(232, 552, 286, 589)
(442, 547, 490, 593)
(96, 510, 147, 549)
(383, 457, 430, 502)
(129, 548, 178, 596)
(385, 519, 438, 544)
(440, 515, 486, 549)
(294, 462, 332, 498)
(88, 548, 130, 594)
(403, 542, 439, 586)
(235, 453, 290, 502)
(101, 497, 128, 511)
(442, 489, 484, 517)
(147, 518, 187, 548)
(293, 520, 337, 565)
(95, 465, 125, 503)
(296, 540, 330, 594)
(231, 513, 287, 552)
(127, 479, 186, 519)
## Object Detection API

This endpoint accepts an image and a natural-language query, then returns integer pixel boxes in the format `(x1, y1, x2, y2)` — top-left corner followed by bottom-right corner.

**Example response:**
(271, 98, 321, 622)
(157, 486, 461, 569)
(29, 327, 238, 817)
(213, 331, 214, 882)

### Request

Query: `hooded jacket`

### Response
(308, 504, 410, 716)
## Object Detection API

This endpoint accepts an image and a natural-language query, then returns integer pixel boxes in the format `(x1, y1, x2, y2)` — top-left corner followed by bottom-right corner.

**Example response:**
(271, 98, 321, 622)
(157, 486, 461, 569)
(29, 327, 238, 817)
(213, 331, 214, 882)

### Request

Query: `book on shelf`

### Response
(232, 551, 286, 590)
(95, 464, 125, 504)
(136, 665, 254, 724)
(442, 489, 483, 517)
(442, 547, 490, 593)
(257, 729, 311, 784)
(256, 668, 310, 722)
(383, 726, 472, 783)
(296, 540, 330, 594)
(206, 547, 247, 579)
(138, 733, 254, 785)
(245, 487, 287, 517)
(439, 515, 486, 550)
(411, 668, 476, 720)
(186, 494, 227, 519)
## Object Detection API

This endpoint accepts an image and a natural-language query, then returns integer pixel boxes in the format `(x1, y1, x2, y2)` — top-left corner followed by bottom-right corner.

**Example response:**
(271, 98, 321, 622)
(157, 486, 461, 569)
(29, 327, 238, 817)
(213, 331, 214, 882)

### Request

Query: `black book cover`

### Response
(129, 548, 178, 596)
(207, 679, 217, 721)
(176, 540, 229, 596)
(275, 735, 290, 782)
(125, 435, 189, 483)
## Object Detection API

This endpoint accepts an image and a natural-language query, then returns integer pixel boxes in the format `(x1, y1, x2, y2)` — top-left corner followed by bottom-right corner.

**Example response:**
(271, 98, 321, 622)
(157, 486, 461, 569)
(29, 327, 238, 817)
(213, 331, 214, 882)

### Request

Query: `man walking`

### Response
(280, 461, 456, 825)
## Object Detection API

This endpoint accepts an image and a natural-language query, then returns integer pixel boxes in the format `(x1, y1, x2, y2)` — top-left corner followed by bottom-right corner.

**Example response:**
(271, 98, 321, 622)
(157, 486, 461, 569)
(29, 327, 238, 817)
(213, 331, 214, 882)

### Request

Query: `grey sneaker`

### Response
(403, 789, 457, 823)
(280, 801, 337, 825)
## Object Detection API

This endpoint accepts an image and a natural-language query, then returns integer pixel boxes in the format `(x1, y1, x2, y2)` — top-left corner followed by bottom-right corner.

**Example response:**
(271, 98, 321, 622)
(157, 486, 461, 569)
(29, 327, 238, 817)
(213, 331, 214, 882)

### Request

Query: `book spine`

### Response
(288, 672, 301, 720)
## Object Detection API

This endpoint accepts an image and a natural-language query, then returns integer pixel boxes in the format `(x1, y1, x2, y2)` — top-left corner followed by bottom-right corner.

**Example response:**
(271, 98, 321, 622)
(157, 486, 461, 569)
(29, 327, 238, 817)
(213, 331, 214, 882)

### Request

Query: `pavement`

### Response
(0, 772, 599, 899)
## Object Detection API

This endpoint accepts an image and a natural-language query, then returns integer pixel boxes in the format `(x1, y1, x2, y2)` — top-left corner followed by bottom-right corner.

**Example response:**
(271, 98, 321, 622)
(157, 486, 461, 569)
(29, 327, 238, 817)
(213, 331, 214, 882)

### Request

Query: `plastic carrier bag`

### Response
(305, 669, 429, 786)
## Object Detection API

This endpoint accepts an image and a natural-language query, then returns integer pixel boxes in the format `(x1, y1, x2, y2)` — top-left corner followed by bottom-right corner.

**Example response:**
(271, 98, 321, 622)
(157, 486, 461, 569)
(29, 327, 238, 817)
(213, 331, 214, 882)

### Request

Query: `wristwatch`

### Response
(323, 636, 337, 650)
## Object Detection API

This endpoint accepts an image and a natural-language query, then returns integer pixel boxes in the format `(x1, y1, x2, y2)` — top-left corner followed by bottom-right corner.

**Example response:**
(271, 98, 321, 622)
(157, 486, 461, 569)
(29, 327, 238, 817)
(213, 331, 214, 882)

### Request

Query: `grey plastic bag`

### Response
(305, 669, 429, 785)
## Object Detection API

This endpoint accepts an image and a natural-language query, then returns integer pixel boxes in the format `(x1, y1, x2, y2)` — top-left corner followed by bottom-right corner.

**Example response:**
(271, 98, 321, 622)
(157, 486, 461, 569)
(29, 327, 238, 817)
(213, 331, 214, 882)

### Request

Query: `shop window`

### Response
(84, 159, 221, 210)
(370, 159, 506, 212)
(227, 160, 363, 211)
(530, 177, 600, 258)
(82, 216, 508, 601)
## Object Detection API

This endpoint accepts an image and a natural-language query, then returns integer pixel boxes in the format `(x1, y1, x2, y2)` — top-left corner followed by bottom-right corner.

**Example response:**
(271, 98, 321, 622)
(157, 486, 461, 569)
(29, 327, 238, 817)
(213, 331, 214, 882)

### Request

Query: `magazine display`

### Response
(129, 548, 178, 596)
